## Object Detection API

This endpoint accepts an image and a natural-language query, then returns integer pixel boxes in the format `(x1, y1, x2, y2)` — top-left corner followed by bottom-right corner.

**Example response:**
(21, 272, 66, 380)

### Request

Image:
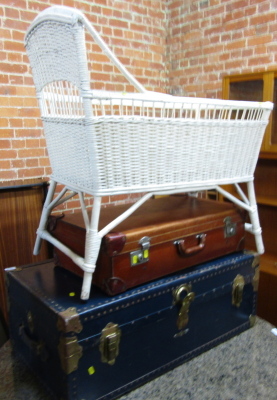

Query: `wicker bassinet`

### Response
(25, 6, 273, 299)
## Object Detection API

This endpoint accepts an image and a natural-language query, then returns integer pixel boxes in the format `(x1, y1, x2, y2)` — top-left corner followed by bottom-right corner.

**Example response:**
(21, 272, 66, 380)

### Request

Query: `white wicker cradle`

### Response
(25, 6, 273, 300)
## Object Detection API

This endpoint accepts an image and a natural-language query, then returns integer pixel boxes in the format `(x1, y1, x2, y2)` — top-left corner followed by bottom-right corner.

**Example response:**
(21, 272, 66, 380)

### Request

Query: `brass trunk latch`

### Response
(173, 284, 195, 330)
(99, 322, 121, 365)
(232, 274, 245, 307)
(58, 336, 83, 375)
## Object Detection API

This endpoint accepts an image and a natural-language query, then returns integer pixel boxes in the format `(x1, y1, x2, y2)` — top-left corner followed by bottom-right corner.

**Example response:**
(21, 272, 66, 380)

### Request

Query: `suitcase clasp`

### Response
(224, 216, 237, 238)
(130, 236, 150, 267)
(99, 322, 121, 365)
(173, 284, 195, 330)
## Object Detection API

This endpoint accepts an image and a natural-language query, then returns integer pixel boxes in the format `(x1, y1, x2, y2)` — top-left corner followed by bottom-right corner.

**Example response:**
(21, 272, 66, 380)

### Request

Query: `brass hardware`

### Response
(99, 322, 121, 365)
(224, 216, 237, 238)
(58, 335, 83, 375)
(232, 274, 245, 307)
(57, 307, 83, 334)
(27, 311, 34, 333)
(252, 255, 260, 269)
(173, 284, 195, 330)
(252, 267, 260, 292)
(249, 315, 256, 327)
(130, 236, 150, 267)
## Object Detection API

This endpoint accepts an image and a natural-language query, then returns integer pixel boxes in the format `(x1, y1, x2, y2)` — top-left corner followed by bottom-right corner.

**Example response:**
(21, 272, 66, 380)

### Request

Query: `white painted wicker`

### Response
(25, 6, 273, 300)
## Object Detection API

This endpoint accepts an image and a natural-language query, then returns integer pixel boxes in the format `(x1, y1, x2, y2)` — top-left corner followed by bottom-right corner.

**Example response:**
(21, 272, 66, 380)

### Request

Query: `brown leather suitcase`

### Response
(47, 195, 246, 295)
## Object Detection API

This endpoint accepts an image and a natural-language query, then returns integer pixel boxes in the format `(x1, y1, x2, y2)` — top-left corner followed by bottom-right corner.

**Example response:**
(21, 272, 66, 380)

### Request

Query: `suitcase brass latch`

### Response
(224, 216, 237, 238)
(173, 284, 195, 330)
(130, 236, 150, 267)
(232, 274, 245, 307)
(99, 322, 121, 365)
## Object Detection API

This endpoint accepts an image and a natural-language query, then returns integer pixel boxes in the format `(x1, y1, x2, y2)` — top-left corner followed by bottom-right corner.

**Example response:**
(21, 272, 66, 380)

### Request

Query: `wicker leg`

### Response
(247, 181, 264, 255)
(33, 180, 57, 255)
(81, 196, 102, 300)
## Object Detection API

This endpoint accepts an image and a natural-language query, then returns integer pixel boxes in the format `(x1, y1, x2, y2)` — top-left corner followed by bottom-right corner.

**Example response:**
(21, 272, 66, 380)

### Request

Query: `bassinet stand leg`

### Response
(216, 184, 264, 255)
(81, 196, 102, 300)
(33, 179, 57, 255)
(247, 180, 264, 254)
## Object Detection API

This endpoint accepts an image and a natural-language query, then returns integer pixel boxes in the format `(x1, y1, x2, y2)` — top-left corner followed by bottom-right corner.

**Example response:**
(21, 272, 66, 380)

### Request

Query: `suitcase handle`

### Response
(19, 324, 49, 361)
(176, 233, 206, 256)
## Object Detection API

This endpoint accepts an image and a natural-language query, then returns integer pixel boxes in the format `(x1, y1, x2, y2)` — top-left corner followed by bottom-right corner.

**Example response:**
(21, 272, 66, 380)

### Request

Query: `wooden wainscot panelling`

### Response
(0, 179, 50, 325)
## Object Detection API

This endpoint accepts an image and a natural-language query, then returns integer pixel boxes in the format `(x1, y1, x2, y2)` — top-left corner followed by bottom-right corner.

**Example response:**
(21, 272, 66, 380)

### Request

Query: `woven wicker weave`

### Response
(25, 6, 273, 299)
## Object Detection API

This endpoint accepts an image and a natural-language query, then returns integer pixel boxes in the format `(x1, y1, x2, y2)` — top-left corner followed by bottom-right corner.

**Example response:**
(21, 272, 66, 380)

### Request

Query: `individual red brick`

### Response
(0, 28, 11, 39)
(0, 160, 12, 169)
(18, 148, 45, 158)
(18, 168, 45, 178)
(26, 159, 39, 167)
(248, 55, 272, 67)
(225, 59, 247, 71)
(245, 5, 257, 17)
(7, 53, 22, 63)
(204, 4, 225, 18)
(226, 0, 248, 12)
(109, 19, 129, 29)
(0, 62, 27, 74)
(27, 2, 47, 12)
(242, 48, 254, 58)
(248, 35, 272, 47)
(0, 0, 26, 7)
(62, 0, 75, 8)
(226, 39, 247, 50)
(9, 75, 24, 85)
(10, 97, 24, 107)
(0, 170, 17, 180)
(10, 119, 23, 128)
(93, 0, 108, 7)
(12, 30, 25, 42)
(16, 87, 36, 96)
(12, 139, 26, 149)
(0, 108, 18, 117)
(4, 40, 25, 52)
(23, 118, 38, 128)
(23, 97, 38, 107)
(39, 157, 50, 167)
(0, 149, 17, 159)
(0, 118, 8, 127)
(20, 10, 37, 22)
(0, 128, 14, 138)
(18, 108, 40, 118)
(250, 12, 275, 26)
(11, 159, 25, 168)
(5, 7, 20, 19)
(225, 19, 248, 32)
(25, 138, 40, 148)
(3, 18, 29, 31)
(255, 45, 268, 55)
(16, 128, 42, 138)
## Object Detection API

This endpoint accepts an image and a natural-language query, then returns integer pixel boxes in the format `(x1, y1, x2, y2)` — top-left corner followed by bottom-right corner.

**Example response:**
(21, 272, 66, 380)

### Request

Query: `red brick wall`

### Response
(0, 0, 166, 192)
(167, 0, 277, 98)
(1, 0, 277, 210)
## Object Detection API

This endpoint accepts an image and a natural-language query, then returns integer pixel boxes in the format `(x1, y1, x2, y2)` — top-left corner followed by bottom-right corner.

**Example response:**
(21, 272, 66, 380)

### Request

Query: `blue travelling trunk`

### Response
(6, 251, 258, 400)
